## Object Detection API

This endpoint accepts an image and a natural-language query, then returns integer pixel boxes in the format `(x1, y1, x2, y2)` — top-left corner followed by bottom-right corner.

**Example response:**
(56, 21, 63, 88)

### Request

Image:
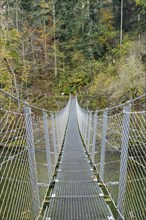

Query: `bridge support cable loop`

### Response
(43, 111, 52, 177)
(117, 105, 131, 217)
(100, 109, 109, 181)
(92, 111, 98, 163)
(24, 104, 40, 219)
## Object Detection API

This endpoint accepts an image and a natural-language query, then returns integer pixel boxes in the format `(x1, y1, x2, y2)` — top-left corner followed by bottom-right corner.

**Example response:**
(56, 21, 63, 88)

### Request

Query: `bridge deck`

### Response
(43, 99, 114, 220)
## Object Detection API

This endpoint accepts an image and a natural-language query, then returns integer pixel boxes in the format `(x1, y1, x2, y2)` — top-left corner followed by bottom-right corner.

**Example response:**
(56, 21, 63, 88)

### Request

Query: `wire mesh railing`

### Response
(76, 94, 146, 220)
(0, 88, 145, 220)
(0, 89, 71, 220)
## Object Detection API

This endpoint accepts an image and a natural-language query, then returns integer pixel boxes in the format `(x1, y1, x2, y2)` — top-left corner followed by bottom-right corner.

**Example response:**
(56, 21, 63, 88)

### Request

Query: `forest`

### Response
(0, 0, 146, 110)
(0, 2, 146, 219)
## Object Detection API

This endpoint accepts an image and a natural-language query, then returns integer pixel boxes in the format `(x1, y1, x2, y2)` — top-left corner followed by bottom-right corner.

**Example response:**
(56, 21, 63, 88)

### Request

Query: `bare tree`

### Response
(53, 0, 57, 77)
(120, 0, 124, 47)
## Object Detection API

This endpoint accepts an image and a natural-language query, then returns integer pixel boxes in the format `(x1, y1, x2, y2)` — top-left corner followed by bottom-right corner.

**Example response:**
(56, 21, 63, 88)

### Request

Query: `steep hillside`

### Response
(0, 0, 146, 110)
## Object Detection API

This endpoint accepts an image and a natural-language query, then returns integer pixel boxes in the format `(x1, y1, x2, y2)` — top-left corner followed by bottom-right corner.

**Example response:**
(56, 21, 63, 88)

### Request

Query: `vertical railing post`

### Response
(59, 112, 63, 146)
(57, 112, 61, 146)
(55, 112, 61, 152)
(60, 112, 63, 145)
(92, 111, 98, 163)
(118, 105, 131, 217)
(51, 112, 57, 164)
(80, 110, 83, 135)
(85, 111, 89, 145)
(24, 104, 40, 218)
(100, 109, 108, 181)
(43, 111, 52, 178)
(82, 111, 86, 139)
(87, 111, 92, 152)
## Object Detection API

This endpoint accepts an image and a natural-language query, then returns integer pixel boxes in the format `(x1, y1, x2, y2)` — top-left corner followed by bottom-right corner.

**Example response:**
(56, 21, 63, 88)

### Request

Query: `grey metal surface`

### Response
(56, 171, 95, 182)
(43, 99, 113, 220)
(24, 105, 40, 218)
(92, 112, 98, 163)
(100, 109, 109, 181)
(45, 197, 111, 220)
(117, 105, 131, 215)
(43, 111, 52, 177)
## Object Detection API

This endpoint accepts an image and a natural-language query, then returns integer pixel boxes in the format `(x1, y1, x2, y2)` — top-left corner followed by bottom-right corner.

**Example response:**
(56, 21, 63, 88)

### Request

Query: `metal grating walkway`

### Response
(43, 99, 114, 220)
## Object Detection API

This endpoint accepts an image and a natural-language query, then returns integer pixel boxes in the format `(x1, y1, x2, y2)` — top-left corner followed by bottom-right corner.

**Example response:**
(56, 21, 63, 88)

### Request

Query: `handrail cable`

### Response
(0, 88, 51, 113)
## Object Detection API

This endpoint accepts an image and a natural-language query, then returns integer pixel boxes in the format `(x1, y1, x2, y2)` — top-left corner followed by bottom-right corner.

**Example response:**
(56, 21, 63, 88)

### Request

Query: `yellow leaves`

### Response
(116, 54, 144, 98)
(90, 72, 114, 96)
(1, 29, 21, 63)
(111, 54, 145, 101)
(135, 0, 146, 7)
(0, 27, 31, 93)
(89, 38, 145, 106)
(40, 1, 50, 9)
(3, 29, 21, 44)
(9, 29, 21, 40)
(16, 63, 31, 82)
(72, 51, 85, 64)
(1, 41, 12, 60)
(32, 28, 53, 46)
(101, 9, 113, 23)
(98, 36, 106, 44)
(0, 62, 12, 90)
(97, 8, 115, 48)
(66, 38, 78, 50)
(100, 8, 113, 31)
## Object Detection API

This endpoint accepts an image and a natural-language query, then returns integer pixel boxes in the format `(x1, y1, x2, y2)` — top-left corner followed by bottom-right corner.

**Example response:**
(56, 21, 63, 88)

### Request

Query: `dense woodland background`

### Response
(0, 0, 146, 110)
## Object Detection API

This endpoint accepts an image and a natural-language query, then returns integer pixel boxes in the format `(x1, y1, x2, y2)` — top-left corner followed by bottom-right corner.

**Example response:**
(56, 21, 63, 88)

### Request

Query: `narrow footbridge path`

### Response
(42, 99, 114, 220)
(0, 89, 145, 220)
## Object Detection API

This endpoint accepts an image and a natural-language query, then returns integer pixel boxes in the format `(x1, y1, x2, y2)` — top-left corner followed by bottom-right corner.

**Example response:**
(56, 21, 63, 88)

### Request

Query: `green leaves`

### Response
(135, 0, 146, 7)
(1, 0, 145, 110)
(89, 40, 145, 109)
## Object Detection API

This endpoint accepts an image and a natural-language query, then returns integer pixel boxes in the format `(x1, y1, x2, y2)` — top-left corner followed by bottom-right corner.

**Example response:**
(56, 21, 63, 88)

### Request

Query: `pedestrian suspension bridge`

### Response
(0, 89, 145, 220)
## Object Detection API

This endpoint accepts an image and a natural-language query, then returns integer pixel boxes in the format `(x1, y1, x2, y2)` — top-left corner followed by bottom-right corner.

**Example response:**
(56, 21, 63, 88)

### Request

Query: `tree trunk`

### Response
(53, 1, 57, 77)
(120, 0, 124, 47)
(5, 58, 19, 99)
